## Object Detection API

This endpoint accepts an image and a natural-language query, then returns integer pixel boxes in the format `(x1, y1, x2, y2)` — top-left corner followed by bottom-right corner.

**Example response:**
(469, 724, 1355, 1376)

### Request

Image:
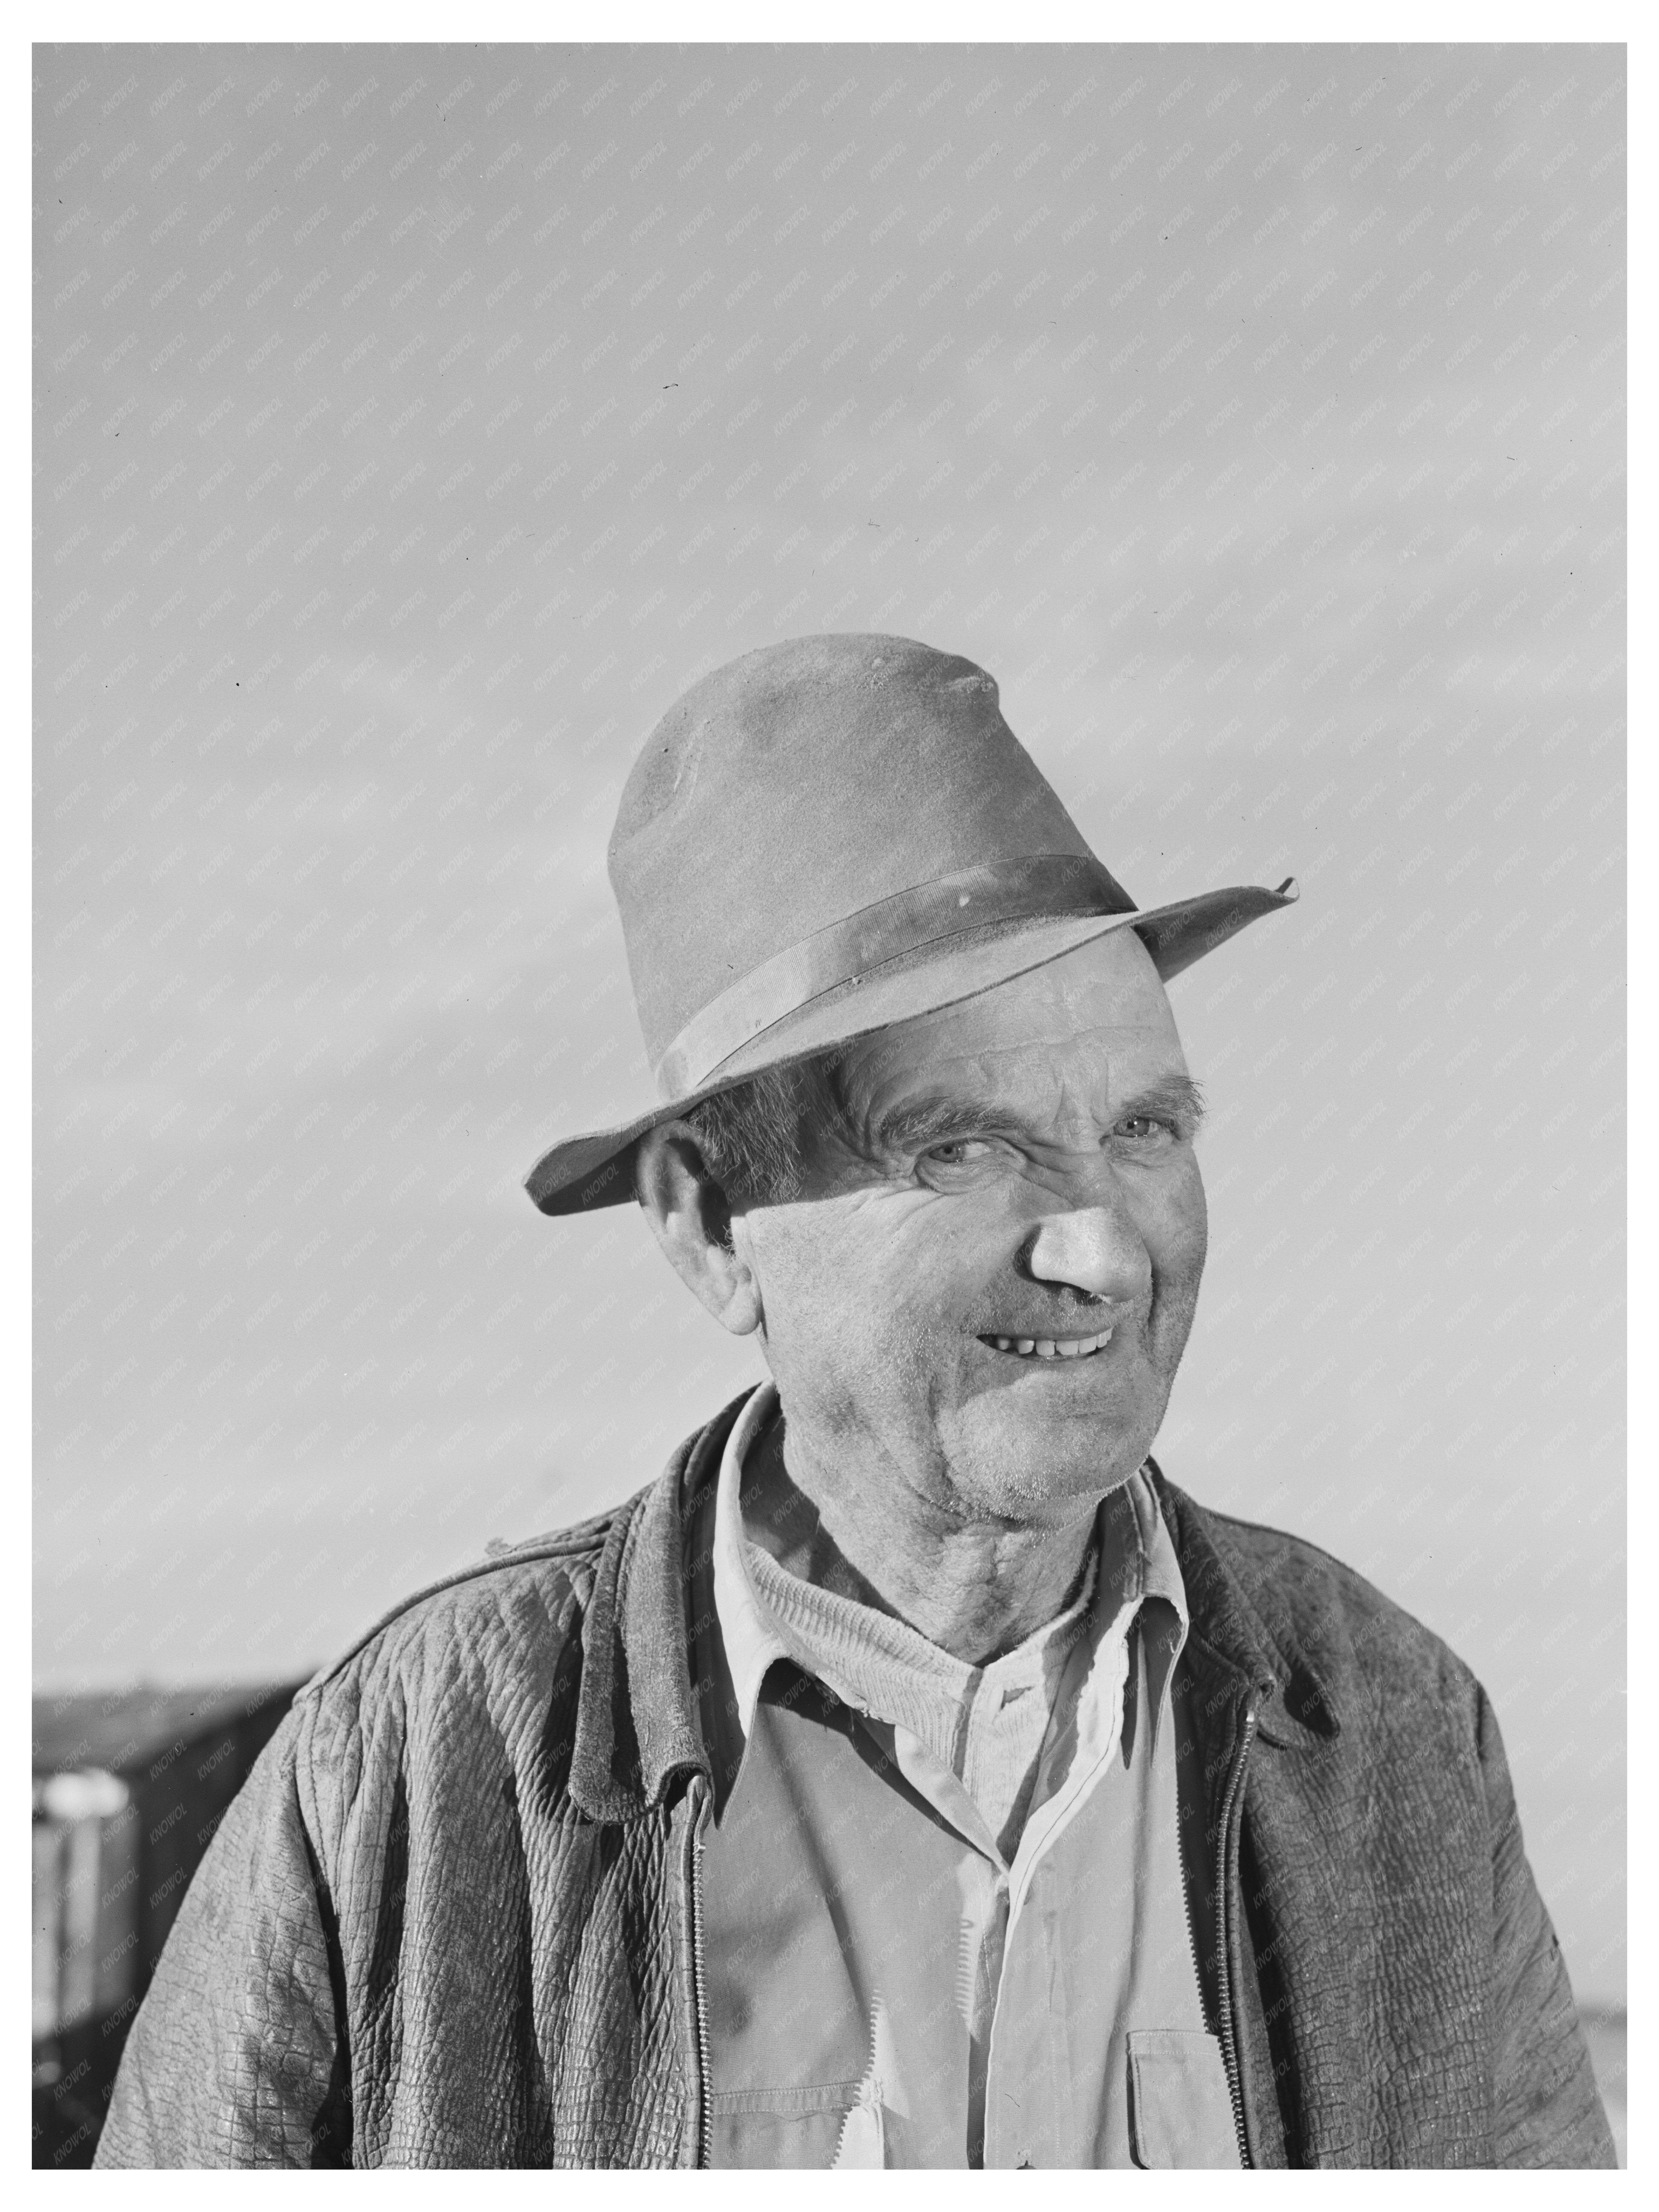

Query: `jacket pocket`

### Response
(1126, 2028, 1241, 2170)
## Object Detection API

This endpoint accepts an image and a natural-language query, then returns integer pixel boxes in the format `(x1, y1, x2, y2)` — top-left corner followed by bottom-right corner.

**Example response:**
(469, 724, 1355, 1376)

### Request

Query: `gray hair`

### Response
(676, 1053, 855, 1207)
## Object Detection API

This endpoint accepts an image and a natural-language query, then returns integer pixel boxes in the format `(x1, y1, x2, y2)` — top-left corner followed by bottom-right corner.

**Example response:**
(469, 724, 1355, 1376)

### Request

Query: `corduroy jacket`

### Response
(95, 1397, 1615, 2169)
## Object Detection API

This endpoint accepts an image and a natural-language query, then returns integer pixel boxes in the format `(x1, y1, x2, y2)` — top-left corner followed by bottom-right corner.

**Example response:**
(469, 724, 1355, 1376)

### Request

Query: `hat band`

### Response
(653, 850, 1136, 1098)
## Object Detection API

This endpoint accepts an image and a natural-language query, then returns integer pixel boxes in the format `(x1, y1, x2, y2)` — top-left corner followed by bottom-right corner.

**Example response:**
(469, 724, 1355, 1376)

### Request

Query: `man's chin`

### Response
(945, 1400, 1160, 1523)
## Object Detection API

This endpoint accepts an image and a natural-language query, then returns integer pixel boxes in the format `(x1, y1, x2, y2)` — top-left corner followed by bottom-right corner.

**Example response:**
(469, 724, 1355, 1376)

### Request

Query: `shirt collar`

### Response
(710, 1380, 798, 1737)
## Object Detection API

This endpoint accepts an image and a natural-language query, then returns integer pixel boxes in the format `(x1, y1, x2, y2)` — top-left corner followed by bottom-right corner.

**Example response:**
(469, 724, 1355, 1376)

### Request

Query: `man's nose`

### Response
(1025, 1184, 1151, 1305)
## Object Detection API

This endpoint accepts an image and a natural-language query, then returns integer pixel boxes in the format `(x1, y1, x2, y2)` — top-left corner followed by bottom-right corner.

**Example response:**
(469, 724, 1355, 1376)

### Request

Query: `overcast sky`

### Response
(35, 43, 1623, 2002)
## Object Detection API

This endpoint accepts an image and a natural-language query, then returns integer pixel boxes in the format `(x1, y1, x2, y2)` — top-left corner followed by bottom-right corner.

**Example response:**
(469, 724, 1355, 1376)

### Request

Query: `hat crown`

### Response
(608, 634, 1094, 1069)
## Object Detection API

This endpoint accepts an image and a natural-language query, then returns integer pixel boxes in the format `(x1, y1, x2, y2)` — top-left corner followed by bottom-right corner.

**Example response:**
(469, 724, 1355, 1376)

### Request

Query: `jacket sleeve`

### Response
(93, 1704, 350, 2169)
(1478, 1689, 1617, 2169)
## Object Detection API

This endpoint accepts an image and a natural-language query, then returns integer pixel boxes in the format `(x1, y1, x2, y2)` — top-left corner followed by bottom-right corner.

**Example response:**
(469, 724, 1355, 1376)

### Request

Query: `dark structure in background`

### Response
(31, 1682, 302, 2168)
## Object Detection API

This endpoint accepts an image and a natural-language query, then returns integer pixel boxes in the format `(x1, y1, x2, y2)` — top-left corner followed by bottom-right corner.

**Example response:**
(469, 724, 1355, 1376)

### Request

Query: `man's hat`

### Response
(525, 633, 1297, 1215)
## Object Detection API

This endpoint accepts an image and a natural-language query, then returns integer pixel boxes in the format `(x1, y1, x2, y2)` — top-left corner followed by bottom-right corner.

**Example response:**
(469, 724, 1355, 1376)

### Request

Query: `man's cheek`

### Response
(1154, 1169, 1208, 1282)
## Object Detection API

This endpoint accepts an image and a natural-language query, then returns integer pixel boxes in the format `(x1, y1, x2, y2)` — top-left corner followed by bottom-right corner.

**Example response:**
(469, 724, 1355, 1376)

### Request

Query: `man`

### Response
(97, 634, 1613, 2168)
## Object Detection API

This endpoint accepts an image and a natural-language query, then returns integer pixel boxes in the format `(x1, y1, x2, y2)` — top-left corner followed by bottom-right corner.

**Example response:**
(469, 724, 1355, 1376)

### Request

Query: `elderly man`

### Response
(98, 635, 1612, 2169)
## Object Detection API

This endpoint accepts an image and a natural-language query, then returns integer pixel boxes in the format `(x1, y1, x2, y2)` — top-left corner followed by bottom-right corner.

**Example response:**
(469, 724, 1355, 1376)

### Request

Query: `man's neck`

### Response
(739, 1406, 1102, 1667)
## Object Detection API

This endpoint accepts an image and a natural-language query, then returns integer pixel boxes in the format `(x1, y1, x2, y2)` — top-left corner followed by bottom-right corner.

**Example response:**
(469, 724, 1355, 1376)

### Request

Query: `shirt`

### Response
(689, 1381, 1242, 2169)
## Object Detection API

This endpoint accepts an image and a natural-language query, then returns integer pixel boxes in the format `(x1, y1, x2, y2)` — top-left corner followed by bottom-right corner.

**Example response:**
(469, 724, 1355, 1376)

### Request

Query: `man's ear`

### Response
(634, 1121, 764, 1336)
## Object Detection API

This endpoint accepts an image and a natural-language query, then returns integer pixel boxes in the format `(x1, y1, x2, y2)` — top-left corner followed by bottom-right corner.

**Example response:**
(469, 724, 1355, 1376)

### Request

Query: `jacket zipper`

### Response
(687, 1776, 713, 2170)
(1213, 1691, 1260, 2169)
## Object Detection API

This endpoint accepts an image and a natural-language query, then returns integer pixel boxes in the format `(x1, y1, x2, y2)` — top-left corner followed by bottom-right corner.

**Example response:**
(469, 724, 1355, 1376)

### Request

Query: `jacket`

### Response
(95, 1397, 1616, 2168)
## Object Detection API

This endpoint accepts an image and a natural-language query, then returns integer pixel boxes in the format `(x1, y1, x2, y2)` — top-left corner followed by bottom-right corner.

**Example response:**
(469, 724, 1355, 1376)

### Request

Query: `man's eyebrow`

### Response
(1114, 1073, 1208, 1134)
(864, 1091, 1012, 1157)
(863, 1071, 1207, 1157)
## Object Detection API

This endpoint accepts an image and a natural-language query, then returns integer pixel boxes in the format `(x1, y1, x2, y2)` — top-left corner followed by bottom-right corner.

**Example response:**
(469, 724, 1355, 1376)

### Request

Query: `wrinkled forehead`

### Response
(838, 926, 1186, 1115)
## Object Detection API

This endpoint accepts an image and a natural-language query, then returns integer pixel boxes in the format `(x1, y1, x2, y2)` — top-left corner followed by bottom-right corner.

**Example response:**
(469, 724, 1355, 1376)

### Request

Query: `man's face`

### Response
(734, 925, 1209, 1527)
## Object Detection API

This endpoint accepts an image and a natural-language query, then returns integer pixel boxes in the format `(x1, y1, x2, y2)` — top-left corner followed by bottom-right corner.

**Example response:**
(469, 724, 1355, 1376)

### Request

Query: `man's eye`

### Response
(923, 1138, 994, 1166)
(1115, 1115, 1174, 1142)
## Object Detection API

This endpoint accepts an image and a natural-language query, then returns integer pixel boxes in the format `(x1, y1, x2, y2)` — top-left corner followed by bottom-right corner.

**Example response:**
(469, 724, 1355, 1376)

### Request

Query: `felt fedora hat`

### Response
(525, 633, 1296, 1215)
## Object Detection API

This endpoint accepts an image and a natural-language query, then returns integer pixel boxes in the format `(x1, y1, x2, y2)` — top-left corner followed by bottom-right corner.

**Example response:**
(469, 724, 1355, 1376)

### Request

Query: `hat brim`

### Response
(523, 878, 1298, 1215)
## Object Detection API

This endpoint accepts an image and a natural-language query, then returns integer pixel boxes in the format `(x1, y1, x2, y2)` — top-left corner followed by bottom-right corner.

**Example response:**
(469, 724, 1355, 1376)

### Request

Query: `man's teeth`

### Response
(990, 1329, 1114, 1358)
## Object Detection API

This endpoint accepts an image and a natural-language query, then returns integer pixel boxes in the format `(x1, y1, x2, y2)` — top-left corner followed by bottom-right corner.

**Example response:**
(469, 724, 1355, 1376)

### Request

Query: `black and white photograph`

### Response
(32, 24, 1628, 2170)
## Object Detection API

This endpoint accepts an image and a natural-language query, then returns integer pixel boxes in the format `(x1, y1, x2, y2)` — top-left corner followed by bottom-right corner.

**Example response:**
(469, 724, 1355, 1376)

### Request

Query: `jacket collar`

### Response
(568, 1405, 1338, 1818)
(568, 1396, 743, 1820)
(1150, 1463, 1341, 1752)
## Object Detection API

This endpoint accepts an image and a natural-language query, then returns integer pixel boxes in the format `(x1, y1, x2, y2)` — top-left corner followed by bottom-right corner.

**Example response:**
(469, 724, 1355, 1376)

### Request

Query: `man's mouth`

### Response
(980, 1327, 1115, 1361)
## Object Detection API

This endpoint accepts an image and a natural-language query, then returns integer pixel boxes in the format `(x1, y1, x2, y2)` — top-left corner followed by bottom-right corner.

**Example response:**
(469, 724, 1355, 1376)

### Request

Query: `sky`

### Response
(35, 43, 1624, 2002)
